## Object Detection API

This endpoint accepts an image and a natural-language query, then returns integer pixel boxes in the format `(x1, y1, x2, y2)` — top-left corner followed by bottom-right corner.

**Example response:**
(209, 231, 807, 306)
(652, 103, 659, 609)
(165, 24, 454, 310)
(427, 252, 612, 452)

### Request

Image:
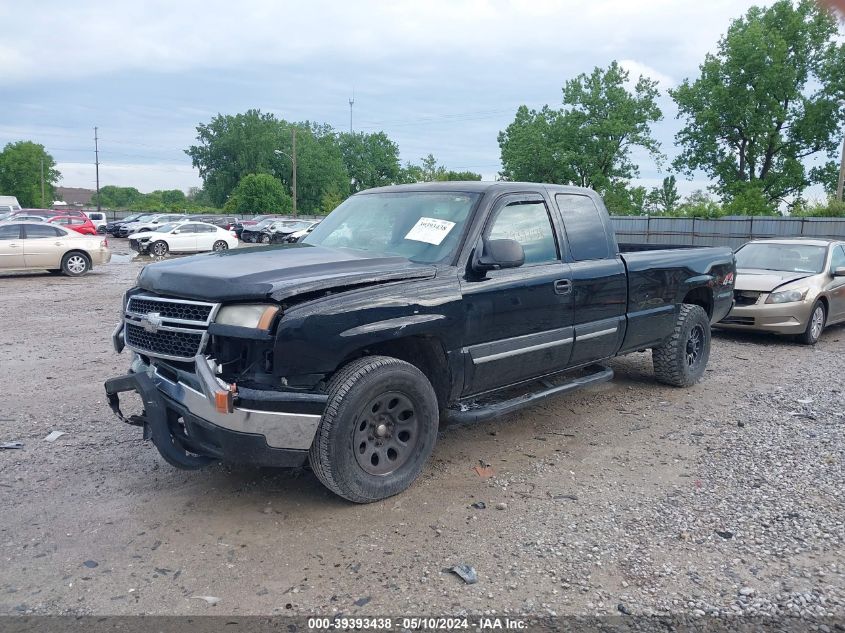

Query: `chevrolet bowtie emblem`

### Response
(141, 312, 163, 333)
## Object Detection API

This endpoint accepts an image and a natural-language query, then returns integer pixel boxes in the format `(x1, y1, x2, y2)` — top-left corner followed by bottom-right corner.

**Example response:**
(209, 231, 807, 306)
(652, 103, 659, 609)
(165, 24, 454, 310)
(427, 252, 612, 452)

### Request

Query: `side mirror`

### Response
(471, 238, 525, 273)
(834, 267, 845, 277)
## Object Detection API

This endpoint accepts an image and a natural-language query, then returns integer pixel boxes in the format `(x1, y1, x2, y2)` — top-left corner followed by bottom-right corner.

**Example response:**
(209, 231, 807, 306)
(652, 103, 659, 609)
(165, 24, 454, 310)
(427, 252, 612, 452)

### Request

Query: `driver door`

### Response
(827, 245, 845, 322)
(459, 195, 574, 396)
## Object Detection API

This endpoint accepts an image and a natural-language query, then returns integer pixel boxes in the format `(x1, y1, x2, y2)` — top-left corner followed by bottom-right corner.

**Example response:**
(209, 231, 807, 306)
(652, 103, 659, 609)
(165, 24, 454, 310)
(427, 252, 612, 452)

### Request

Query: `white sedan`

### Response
(128, 221, 238, 256)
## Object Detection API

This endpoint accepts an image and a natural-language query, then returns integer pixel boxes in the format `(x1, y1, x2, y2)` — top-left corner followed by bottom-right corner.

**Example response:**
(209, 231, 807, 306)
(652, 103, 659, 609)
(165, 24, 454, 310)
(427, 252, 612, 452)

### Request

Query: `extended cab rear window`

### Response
(555, 194, 611, 261)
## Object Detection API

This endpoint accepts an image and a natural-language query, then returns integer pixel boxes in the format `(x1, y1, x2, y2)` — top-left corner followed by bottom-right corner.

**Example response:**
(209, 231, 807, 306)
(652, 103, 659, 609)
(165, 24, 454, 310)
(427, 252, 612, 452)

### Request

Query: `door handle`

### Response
(554, 279, 572, 295)
(9, 244, 20, 248)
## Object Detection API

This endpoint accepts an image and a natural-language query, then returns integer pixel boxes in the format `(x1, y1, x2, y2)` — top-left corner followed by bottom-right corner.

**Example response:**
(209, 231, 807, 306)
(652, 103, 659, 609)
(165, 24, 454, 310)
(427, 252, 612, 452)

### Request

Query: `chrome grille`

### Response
(124, 295, 219, 361)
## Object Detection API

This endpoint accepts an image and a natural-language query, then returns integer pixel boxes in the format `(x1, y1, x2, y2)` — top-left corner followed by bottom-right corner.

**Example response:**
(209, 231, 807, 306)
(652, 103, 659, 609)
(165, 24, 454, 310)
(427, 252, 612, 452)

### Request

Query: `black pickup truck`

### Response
(105, 182, 735, 502)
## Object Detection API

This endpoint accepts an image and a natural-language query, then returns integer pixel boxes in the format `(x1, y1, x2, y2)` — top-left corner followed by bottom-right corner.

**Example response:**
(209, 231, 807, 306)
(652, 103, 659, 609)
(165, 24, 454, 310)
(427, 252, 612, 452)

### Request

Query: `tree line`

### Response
(499, 0, 845, 217)
(2, 0, 843, 217)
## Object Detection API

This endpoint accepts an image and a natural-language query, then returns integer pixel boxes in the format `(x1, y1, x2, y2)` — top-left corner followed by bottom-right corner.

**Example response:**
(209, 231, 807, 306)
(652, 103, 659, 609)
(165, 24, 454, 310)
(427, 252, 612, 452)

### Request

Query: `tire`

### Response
(796, 300, 826, 345)
(61, 252, 90, 277)
(212, 240, 229, 252)
(150, 241, 169, 256)
(260, 234, 270, 244)
(652, 304, 711, 387)
(309, 355, 439, 503)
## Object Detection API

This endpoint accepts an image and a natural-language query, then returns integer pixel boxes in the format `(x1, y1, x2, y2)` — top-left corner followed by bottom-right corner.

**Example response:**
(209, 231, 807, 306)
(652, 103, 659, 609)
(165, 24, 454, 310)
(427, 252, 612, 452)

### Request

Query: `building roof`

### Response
(55, 187, 95, 206)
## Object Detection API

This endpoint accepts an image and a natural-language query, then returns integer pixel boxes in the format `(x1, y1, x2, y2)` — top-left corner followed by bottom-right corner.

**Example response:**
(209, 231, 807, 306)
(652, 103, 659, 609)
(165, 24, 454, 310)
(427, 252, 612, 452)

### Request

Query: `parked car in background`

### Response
(7, 214, 46, 222)
(86, 211, 108, 233)
(232, 215, 282, 238)
(239, 218, 280, 243)
(128, 220, 238, 256)
(118, 214, 188, 237)
(717, 238, 845, 344)
(266, 220, 318, 243)
(283, 220, 322, 243)
(105, 213, 144, 237)
(0, 221, 111, 276)
(47, 215, 98, 235)
(0, 196, 22, 215)
(13, 208, 87, 220)
(191, 215, 240, 230)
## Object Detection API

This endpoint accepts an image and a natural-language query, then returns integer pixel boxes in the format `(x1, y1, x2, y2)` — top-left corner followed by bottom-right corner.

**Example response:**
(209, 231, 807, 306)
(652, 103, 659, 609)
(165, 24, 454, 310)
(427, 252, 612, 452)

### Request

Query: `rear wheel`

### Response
(150, 241, 169, 256)
(61, 252, 90, 277)
(309, 356, 439, 503)
(652, 304, 711, 387)
(212, 240, 228, 252)
(260, 234, 270, 244)
(796, 300, 825, 345)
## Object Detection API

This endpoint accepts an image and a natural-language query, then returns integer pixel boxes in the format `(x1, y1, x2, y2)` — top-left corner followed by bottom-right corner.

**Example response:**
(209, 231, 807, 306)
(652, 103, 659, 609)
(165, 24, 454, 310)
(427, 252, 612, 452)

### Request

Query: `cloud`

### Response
(618, 59, 675, 90)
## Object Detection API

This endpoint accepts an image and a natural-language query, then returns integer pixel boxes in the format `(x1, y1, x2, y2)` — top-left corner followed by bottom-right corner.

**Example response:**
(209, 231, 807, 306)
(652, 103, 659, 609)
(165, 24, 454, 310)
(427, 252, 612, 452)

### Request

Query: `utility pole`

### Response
(838, 132, 845, 202)
(291, 127, 297, 217)
(40, 157, 45, 208)
(94, 126, 101, 213)
(349, 89, 355, 134)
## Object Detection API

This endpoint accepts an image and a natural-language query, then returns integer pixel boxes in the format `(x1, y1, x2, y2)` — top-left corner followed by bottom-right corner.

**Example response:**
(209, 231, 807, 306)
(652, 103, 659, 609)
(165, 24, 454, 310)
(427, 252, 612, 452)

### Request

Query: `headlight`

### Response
(215, 304, 279, 330)
(766, 287, 809, 304)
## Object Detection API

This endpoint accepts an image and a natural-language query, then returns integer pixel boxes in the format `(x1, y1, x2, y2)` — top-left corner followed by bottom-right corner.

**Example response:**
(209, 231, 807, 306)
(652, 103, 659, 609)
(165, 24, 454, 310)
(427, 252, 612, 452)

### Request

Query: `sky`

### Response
(0, 0, 801, 199)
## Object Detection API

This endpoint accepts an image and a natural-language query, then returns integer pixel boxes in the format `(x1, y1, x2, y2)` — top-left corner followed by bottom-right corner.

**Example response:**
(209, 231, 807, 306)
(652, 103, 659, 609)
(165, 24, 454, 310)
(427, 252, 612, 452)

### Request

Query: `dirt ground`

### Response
(0, 246, 843, 618)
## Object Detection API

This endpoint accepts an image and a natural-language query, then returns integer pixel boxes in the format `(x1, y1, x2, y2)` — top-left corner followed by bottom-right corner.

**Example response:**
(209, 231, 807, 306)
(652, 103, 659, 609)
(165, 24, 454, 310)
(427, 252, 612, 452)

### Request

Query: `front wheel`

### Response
(61, 252, 90, 277)
(652, 304, 711, 387)
(309, 356, 439, 503)
(796, 300, 826, 345)
(260, 234, 270, 244)
(150, 241, 169, 256)
(212, 240, 228, 252)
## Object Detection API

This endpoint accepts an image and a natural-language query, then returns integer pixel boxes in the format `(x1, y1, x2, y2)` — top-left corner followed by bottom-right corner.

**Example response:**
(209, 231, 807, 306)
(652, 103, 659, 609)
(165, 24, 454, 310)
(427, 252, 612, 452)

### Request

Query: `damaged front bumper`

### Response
(104, 353, 327, 469)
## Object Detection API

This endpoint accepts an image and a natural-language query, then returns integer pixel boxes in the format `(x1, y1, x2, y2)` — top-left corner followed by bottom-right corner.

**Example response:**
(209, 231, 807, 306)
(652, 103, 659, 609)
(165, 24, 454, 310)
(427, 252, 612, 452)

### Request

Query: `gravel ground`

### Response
(0, 246, 843, 621)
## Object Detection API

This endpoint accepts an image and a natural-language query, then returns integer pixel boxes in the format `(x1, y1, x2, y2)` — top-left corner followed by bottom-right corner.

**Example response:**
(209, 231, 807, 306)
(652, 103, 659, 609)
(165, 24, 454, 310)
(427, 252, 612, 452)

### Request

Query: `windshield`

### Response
(132, 214, 155, 223)
(735, 243, 827, 274)
(304, 191, 480, 263)
(121, 214, 141, 222)
(253, 219, 276, 229)
(284, 221, 313, 231)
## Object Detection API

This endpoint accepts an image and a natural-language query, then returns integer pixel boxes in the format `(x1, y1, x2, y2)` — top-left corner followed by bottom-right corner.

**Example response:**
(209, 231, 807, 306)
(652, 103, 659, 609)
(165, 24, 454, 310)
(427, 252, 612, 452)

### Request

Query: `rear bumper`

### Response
(104, 352, 327, 469)
(717, 300, 812, 334)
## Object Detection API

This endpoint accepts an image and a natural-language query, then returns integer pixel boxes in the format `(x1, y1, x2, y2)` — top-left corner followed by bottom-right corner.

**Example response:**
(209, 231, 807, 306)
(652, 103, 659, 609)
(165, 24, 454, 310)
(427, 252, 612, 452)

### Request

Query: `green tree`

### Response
(671, 0, 845, 206)
(224, 173, 292, 213)
(646, 175, 681, 214)
(0, 141, 61, 207)
(675, 190, 725, 218)
(282, 123, 349, 212)
(186, 109, 285, 206)
(400, 154, 482, 182)
(338, 131, 402, 194)
(92, 185, 145, 209)
(498, 61, 663, 196)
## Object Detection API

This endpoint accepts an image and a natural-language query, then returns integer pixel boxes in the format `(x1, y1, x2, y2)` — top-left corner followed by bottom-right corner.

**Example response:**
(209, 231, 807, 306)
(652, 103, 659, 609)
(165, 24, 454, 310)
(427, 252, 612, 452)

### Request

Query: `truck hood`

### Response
(137, 244, 437, 303)
(734, 269, 814, 292)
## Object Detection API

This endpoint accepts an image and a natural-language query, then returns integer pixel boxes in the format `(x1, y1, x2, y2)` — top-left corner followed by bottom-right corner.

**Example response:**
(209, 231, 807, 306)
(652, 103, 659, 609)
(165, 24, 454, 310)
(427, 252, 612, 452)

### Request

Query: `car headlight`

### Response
(766, 287, 809, 304)
(215, 304, 279, 330)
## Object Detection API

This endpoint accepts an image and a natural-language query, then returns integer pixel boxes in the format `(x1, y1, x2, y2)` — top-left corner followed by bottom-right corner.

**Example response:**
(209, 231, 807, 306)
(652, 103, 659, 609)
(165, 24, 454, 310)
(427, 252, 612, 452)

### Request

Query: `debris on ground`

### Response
(190, 596, 220, 606)
(43, 431, 65, 443)
(495, 502, 508, 510)
(473, 462, 494, 478)
(470, 501, 486, 510)
(715, 530, 734, 539)
(0, 442, 24, 449)
(353, 597, 372, 607)
(82, 560, 98, 569)
(448, 564, 478, 585)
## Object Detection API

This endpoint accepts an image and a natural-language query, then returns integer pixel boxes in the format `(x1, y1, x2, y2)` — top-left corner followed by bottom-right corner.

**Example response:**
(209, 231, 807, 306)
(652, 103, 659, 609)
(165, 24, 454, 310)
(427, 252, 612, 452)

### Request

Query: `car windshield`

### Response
(253, 219, 276, 229)
(283, 221, 313, 231)
(304, 191, 480, 263)
(132, 214, 155, 222)
(735, 243, 827, 274)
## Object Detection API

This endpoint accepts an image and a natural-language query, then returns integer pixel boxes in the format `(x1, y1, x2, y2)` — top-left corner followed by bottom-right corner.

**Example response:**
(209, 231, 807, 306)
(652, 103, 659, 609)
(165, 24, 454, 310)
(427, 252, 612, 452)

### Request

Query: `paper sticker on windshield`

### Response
(404, 217, 456, 245)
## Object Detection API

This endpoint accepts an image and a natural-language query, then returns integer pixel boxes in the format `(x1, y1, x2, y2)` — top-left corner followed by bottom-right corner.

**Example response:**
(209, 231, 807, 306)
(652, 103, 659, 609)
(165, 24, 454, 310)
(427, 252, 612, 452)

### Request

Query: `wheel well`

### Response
(342, 336, 450, 412)
(817, 295, 829, 314)
(682, 286, 713, 318)
(64, 249, 91, 264)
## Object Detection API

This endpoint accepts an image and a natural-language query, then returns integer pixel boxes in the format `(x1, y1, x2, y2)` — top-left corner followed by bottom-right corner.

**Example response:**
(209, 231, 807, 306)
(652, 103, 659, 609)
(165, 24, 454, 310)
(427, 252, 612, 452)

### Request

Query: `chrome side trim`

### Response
(474, 337, 573, 364)
(576, 327, 617, 342)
